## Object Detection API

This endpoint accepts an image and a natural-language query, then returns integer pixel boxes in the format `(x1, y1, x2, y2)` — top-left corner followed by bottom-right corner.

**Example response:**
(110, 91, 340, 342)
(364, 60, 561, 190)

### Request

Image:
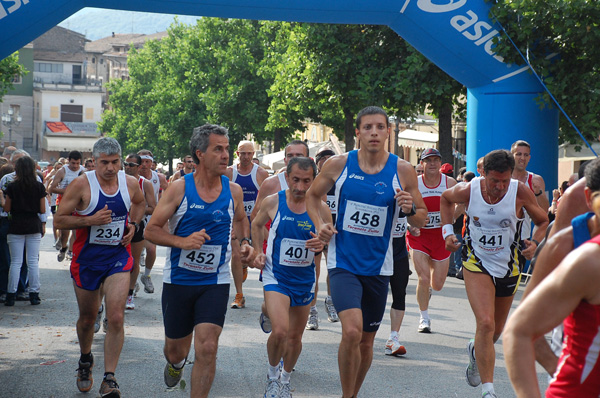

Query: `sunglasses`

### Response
(124, 162, 139, 167)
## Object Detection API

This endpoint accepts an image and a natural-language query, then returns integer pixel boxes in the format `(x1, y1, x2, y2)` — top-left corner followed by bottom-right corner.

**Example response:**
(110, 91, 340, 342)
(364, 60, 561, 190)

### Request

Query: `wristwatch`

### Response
(240, 237, 252, 246)
(128, 221, 139, 232)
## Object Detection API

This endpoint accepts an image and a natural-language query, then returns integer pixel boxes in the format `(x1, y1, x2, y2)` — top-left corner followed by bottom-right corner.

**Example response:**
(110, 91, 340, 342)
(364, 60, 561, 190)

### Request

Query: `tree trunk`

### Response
(343, 109, 355, 152)
(273, 128, 283, 152)
(438, 100, 453, 166)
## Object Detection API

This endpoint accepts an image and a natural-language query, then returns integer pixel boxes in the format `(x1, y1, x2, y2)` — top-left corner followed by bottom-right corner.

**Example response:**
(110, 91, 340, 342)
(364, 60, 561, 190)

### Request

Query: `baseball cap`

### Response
(440, 163, 453, 174)
(420, 148, 441, 160)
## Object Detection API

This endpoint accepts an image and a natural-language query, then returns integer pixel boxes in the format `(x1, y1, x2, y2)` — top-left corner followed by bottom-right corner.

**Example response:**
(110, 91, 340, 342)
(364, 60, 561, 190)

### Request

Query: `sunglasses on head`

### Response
(124, 162, 139, 167)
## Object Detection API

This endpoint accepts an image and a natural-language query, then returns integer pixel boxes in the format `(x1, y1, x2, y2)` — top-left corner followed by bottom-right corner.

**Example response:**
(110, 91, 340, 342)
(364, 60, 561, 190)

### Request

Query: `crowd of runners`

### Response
(0, 105, 596, 398)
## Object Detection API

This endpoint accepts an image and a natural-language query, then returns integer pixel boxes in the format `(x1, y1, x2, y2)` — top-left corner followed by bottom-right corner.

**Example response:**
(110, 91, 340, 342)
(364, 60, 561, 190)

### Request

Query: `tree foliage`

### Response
(490, 0, 600, 144)
(0, 52, 26, 102)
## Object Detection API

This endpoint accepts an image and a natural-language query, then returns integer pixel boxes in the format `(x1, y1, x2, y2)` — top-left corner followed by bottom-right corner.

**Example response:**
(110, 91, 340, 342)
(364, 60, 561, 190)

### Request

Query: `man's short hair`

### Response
(510, 140, 531, 153)
(237, 140, 255, 152)
(190, 124, 229, 164)
(68, 150, 83, 161)
(585, 158, 600, 192)
(126, 153, 142, 165)
(10, 149, 29, 163)
(284, 140, 309, 157)
(483, 150, 515, 175)
(287, 157, 317, 178)
(93, 137, 121, 158)
(355, 106, 388, 129)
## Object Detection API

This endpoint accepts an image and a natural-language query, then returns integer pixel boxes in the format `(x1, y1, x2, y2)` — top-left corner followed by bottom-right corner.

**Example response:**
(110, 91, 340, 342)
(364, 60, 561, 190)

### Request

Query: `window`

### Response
(11, 74, 21, 84)
(60, 104, 83, 122)
(34, 62, 63, 73)
(92, 57, 96, 64)
(99, 58, 104, 64)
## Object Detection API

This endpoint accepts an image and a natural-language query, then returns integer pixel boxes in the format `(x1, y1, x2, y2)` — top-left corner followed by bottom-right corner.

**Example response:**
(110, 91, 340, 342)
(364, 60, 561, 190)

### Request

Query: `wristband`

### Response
(531, 239, 540, 246)
(406, 203, 417, 217)
(535, 190, 543, 197)
(128, 221, 139, 232)
(442, 224, 454, 240)
(240, 237, 252, 246)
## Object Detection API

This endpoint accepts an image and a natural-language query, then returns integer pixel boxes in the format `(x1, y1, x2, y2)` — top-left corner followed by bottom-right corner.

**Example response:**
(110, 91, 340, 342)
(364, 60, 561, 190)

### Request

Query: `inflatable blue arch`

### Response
(0, 0, 558, 188)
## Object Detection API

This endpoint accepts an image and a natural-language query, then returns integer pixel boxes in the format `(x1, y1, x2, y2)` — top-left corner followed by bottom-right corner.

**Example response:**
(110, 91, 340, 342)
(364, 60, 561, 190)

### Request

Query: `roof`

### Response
(85, 31, 168, 54)
(33, 26, 88, 63)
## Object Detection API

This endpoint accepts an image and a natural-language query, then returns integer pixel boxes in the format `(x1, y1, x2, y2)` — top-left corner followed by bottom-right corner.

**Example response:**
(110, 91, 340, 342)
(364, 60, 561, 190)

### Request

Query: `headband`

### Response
(140, 155, 153, 161)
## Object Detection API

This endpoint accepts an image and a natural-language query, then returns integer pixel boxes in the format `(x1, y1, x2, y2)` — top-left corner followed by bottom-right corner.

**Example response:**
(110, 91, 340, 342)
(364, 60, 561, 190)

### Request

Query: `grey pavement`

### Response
(0, 221, 549, 397)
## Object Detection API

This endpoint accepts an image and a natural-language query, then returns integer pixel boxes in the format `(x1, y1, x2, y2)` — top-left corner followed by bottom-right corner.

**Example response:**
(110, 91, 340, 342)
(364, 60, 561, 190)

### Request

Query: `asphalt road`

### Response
(0, 221, 549, 397)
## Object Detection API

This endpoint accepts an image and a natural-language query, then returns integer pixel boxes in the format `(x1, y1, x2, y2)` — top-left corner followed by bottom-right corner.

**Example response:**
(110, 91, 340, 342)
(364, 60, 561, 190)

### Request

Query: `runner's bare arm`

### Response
(256, 167, 269, 186)
(549, 178, 587, 237)
(48, 167, 66, 195)
(250, 193, 278, 269)
(250, 174, 279, 222)
(395, 159, 427, 228)
(142, 179, 156, 215)
(144, 179, 210, 250)
(121, 175, 145, 245)
(532, 174, 550, 211)
(53, 176, 112, 229)
(441, 182, 471, 251)
(231, 182, 254, 264)
(519, 183, 549, 259)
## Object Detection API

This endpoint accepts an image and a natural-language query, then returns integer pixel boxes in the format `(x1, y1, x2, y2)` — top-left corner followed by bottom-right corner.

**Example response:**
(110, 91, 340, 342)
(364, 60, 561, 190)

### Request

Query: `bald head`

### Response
(237, 141, 256, 168)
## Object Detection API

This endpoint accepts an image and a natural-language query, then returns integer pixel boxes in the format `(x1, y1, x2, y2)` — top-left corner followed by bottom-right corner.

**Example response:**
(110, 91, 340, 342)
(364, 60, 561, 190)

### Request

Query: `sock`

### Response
(144, 268, 151, 277)
(128, 289, 133, 296)
(280, 370, 291, 384)
(172, 358, 186, 369)
(103, 372, 115, 380)
(267, 364, 280, 380)
(310, 305, 317, 312)
(80, 352, 93, 364)
(482, 383, 494, 395)
(390, 331, 399, 339)
(420, 310, 429, 320)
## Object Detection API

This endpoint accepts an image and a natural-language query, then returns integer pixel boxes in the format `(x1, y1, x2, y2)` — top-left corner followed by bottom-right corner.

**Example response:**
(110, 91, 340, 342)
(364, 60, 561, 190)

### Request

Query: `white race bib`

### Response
(243, 200, 254, 216)
(89, 219, 125, 245)
(279, 238, 314, 267)
(392, 217, 407, 238)
(343, 200, 387, 237)
(424, 211, 442, 229)
(326, 195, 337, 215)
(472, 227, 507, 253)
(179, 245, 222, 273)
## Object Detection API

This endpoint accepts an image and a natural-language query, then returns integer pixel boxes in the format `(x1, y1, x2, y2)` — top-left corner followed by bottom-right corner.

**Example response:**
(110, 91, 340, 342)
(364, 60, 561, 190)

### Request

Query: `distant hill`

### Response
(58, 8, 200, 41)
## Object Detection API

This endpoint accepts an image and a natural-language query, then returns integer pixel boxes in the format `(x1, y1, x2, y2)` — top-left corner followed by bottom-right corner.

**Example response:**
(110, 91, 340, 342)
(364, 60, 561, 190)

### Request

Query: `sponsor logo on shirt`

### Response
(499, 219, 511, 228)
(212, 210, 224, 222)
(297, 220, 312, 231)
(282, 215, 295, 222)
(349, 173, 364, 181)
(472, 216, 481, 227)
(190, 203, 205, 209)
(374, 181, 388, 195)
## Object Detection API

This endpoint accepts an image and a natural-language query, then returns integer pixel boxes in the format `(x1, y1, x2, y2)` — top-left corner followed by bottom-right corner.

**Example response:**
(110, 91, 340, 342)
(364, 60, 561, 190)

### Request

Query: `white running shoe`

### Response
(385, 335, 407, 356)
(466, 339, 481, 387)
(305, 307, 319, 330)
(140, 275, 154, 293)
(125, 295, 135, 310)
(260, 312, 272, 334)
(94, 304, 104, 333)
(264, 378, 281, 398)
(418, 317, 431, 333)
(482, 392, 497, 398)
(134, 282, 140, 297)
(324, 296, 339, 323)
(279, 382, 292, 398)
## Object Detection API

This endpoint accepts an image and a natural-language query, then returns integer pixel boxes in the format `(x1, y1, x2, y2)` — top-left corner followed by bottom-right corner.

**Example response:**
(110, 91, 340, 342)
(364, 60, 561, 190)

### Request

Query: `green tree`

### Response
(0, 53, 25, 101)
(490, 0, 600, 145)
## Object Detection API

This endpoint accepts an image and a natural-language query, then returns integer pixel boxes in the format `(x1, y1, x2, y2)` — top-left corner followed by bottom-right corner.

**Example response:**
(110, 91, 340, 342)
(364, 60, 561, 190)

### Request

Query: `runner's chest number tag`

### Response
(326, 195, 337, 215)
(180, 245, 222, 273)
(343, 201, 387, 237)
(425, 211, 442, 229)
(280, 238, 314, 267)
(392, 217, 407, 238)
(90, 219, 124, 245)
(243, 200, 254, 216)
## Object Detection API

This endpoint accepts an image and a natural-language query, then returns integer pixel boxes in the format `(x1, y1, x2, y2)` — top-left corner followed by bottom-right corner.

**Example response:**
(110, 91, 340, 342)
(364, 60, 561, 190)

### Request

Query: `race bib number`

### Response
(179, 245, 222, 273)
(280, 238, 314, 267)
(90, 219, 124, 245)
(472, 228, 507, 253)
(392, 217, 407, 238)
(424, 211, 442, 229)
(343, 201, 387, 237)
(243, 200, 254, 216)
(326, 195, 337, 215)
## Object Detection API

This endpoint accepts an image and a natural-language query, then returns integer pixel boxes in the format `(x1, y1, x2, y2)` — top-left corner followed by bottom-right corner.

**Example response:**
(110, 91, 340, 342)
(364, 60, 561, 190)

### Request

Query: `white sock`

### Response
(267, 364, 280, 380)
(144, 268, 151, 277)
(390, 331, 399, 339)
(420, 310, 429, 320)
(482, 382, 494, 395)
(172, 358, 185, 369)
(310, 305, 317, 312)
(280, 370, 291, 384)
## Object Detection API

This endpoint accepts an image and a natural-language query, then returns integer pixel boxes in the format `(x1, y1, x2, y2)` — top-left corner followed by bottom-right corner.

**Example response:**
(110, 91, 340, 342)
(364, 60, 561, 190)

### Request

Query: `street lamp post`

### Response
(388, 115, 401, 156)
(1, 108, 22, 147)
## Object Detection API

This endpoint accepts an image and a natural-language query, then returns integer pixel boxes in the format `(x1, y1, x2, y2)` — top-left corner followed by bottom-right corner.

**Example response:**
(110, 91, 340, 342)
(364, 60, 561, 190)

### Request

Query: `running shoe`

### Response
(99, 374, 120, 397)
(102, 317, 108, 333)
(125, 295, 135, 310)
(140, 275, 154, 293)
(385, 336, 407, 356)
(54, 238, 61, 250)
(324, 296, 339, 323)
(418, 317, 431, 333)
(94, 304, 104, 333)
(76, 353, 94, 392)
(482, 392, 497, 398)
(164, 361, 185, 387)
(231, 293, 246, 309)
(260, 312, 272, 334)
(57, 248, 67, 262)
(466, 339, 481, 387)
(264, 378, 281, 398)
(66, 250, 73, 261)
(280, 382, 292, 398)
(134, 282, 140, 297)
(305, 307, 319, 330)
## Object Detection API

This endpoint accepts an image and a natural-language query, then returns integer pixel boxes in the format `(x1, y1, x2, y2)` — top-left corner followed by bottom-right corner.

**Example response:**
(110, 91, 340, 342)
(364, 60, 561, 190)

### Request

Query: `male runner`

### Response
(306, 106, 427, 398)
(225, 140, 268, 309)
(54, 137, 145, 397)
(251, 157, 329, 398)
(123, 154, 156, 309)
(137, 149, 168, 294)
(406, 147, 457, 333)
(504, 158, 600, 397)
(440, 149, 548, 398)
(144, 124, 253, 398)
(170, 155, 195, 183)
(50, 150, 85, 261)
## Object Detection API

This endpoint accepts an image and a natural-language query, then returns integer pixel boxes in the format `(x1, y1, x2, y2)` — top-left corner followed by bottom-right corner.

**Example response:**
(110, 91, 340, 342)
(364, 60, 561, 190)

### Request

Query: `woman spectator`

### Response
(0, 156, 47, 306)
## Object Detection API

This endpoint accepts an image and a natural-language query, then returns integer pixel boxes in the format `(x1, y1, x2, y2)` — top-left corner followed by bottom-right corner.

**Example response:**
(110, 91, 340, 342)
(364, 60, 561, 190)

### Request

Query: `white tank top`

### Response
(277, 172, 288, 191)
(464, 177, 523, 278)
(59, 165, 84, 189)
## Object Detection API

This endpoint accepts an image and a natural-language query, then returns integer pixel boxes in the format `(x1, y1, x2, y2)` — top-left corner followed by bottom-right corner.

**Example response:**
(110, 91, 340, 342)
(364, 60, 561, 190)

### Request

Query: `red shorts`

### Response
(406, 228, 451, 261)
